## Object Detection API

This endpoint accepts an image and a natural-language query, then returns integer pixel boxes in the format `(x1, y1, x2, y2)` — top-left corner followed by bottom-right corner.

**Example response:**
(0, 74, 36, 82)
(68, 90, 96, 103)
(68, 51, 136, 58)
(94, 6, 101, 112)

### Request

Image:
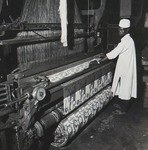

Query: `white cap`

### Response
(119, 19, 130, 28)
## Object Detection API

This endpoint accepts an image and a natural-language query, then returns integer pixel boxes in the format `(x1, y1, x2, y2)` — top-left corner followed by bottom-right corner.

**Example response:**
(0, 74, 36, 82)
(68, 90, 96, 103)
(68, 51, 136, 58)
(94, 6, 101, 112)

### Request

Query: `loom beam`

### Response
(0, 31, 94, 45)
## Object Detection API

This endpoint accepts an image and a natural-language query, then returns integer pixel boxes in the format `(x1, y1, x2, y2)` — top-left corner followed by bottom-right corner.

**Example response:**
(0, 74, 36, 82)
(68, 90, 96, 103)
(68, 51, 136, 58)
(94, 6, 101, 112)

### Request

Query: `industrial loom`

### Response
(0, 0, 115, 150)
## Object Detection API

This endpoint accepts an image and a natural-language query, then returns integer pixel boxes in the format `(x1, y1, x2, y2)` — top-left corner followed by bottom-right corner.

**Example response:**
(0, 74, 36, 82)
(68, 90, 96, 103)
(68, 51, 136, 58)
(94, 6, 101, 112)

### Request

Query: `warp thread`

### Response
(16, 0, 84, 71)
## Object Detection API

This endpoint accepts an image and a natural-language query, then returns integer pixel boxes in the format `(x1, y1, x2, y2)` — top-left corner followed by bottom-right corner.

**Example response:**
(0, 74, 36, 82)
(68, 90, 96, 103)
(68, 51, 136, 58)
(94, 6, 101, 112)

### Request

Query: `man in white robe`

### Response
(101, 19, 137, 112)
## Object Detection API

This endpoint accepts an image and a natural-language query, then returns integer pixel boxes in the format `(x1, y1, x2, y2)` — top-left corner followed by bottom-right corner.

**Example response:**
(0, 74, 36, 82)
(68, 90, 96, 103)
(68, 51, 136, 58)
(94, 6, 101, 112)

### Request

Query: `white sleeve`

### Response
(106, 42, 124, 60)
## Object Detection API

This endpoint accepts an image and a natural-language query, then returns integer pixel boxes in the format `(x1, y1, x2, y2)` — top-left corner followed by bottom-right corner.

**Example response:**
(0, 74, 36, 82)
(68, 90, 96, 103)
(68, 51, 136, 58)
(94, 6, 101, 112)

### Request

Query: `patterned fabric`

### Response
(47, 56, 102, 83)
(63, 72, 112, 115)
(62, 62, 113, 115)
(51, 86, 112, 147)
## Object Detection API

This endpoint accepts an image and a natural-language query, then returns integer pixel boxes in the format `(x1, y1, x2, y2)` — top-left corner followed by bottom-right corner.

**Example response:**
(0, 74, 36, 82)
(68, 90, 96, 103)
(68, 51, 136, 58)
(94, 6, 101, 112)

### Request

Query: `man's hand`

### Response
(99, 53, 106, 58)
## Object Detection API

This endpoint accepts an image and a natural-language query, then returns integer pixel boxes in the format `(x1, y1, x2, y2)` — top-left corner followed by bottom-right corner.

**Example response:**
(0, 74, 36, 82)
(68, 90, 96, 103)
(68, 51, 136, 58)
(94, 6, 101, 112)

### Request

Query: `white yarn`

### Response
(59, 0, 68, 47)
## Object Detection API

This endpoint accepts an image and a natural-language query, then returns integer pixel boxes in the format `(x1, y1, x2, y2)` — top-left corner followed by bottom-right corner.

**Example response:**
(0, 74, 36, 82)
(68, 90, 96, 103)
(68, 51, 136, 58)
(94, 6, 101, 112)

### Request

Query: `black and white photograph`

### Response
(0, 0, 148, 150)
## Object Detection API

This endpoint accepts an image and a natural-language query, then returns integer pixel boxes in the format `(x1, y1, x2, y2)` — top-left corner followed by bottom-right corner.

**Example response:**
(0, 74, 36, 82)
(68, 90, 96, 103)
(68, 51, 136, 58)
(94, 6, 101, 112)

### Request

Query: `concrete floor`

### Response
(49, 97, 148, 150)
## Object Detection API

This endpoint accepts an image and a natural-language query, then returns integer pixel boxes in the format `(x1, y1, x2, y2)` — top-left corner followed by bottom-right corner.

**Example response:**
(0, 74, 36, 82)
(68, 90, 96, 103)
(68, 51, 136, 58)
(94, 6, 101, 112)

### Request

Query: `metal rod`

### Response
(0, 23, 89, 31)
(0, 98, 8, 102)
(0, 92, 8, 97)
(0, 32, 94, 45)
(4, 94, 28, 107)
(0, 87, 7, 92)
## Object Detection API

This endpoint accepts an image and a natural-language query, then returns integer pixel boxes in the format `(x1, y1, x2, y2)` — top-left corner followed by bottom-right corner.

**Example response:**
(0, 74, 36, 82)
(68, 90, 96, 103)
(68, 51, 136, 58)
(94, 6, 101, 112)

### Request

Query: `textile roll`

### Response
(50, 62, 115, 147)
(62, 62, 114, 115)
(51, 86, 112, 147)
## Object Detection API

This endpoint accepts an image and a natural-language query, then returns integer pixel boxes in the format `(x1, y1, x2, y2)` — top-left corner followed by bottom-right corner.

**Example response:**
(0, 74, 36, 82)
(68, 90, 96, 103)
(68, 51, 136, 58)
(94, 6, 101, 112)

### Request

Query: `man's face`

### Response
(118, 27, 126, 38)
(118, 27, 129, 38)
